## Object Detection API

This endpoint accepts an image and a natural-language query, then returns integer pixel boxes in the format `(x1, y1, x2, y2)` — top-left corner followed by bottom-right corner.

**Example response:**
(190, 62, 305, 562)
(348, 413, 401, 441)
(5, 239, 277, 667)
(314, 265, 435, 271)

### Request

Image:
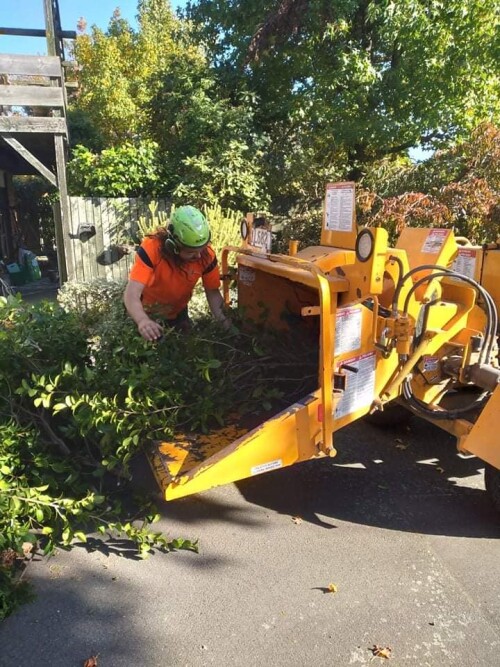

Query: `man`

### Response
(124, 205, 229, 340)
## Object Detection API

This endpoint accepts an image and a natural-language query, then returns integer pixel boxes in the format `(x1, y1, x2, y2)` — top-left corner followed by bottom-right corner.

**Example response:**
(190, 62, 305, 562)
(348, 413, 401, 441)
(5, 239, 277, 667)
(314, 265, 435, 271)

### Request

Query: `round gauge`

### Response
(240, 219, 249, 241)
(355, 228, 374, 262)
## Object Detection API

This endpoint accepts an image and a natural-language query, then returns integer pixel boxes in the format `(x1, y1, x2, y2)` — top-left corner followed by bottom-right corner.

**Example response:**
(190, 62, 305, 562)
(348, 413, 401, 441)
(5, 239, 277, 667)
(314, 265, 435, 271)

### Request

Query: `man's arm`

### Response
(205, 288, 231, 328)
(123, 279, 164, 341)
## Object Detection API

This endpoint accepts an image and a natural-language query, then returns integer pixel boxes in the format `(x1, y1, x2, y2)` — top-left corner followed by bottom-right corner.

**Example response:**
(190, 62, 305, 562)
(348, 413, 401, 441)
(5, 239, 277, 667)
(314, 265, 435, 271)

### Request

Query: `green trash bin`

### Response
(24, 253, 42, 282)
(6, 262, 29, 286)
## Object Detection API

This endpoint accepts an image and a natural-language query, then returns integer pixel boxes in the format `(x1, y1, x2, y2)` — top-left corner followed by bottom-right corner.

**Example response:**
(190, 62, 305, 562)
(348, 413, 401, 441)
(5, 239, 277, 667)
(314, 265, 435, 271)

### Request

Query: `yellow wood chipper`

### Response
(146, 182, 500, 512)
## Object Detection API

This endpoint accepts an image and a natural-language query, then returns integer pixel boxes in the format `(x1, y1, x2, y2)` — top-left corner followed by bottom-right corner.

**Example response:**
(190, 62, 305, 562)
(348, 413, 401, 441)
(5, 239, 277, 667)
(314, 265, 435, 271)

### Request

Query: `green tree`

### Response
(147, 57, 268, 209)
(67, 141, 164, 197)
(72, 1, 204, 145)
(187, 0, 500, 201)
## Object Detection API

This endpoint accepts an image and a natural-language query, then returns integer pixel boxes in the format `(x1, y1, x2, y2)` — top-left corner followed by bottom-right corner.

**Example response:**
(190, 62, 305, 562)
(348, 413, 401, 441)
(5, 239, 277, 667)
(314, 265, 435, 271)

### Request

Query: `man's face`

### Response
(178, 244, 207, 262)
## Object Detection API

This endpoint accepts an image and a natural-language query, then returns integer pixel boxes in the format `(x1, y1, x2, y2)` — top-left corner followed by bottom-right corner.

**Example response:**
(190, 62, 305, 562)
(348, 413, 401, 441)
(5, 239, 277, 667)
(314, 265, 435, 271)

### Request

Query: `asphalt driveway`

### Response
(1, 416, 499, 666)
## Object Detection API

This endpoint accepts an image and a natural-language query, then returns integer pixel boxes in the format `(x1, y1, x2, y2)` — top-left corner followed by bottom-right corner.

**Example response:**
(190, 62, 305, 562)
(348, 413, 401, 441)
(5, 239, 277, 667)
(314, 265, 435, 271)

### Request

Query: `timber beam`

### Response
(1, 134, 57, 186)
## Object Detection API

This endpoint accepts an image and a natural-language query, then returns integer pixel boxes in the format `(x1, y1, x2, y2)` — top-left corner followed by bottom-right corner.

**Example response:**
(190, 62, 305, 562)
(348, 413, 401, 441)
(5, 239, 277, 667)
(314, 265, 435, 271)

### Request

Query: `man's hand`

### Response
(137, 317, 164, 341)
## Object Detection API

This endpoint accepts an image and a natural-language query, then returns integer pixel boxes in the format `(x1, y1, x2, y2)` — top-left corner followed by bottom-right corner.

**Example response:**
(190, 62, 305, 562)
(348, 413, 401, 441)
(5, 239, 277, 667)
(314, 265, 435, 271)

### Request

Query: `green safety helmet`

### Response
(168, 206, 210, 249)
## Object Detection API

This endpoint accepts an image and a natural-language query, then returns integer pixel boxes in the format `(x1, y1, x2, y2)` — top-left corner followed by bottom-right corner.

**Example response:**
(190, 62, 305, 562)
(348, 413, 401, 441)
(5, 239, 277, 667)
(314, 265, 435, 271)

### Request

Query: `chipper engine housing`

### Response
(147, 182, 500, 507)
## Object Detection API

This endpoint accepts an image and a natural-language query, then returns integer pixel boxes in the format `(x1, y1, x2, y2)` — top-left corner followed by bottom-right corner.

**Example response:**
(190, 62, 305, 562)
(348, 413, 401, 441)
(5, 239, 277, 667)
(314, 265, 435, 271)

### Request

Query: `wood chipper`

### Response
(146, 182, 500, 511)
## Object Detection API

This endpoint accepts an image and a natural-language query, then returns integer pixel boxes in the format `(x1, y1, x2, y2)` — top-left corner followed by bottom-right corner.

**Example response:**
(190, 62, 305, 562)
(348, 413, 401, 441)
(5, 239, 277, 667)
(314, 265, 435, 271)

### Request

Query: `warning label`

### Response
(422, 356, 440, 372)
(334, 306, 362, 356)
(421, 229, 448, 254)
(239, 266, 256, 286)
(334, 352, 376, 419)
(452, 248, 477, 279)
(325, 183, 355, 232)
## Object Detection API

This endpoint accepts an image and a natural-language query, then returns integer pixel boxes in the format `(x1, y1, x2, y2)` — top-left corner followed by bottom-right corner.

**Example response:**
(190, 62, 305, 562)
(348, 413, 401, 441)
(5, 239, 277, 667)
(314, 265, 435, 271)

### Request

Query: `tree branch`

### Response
(246, 0, 311, 63)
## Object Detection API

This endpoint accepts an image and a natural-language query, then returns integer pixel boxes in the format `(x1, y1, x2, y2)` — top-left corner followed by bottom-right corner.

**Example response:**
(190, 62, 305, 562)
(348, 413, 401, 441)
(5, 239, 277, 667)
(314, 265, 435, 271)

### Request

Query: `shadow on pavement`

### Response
(0, 556, 163, 667)
(132, 411, 500, 540)
(235, 416, 500, 539)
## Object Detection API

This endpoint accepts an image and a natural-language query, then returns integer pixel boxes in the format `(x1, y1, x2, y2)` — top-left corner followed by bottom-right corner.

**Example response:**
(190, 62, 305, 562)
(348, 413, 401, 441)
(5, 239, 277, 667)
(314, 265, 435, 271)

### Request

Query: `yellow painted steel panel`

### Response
(459, 384, 500, 470)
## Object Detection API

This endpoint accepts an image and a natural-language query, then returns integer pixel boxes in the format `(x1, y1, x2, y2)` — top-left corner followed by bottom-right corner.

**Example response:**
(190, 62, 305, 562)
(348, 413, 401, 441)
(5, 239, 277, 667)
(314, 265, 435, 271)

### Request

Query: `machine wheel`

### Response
(364, 404, 411, 427)
(484, 463, 500, 514)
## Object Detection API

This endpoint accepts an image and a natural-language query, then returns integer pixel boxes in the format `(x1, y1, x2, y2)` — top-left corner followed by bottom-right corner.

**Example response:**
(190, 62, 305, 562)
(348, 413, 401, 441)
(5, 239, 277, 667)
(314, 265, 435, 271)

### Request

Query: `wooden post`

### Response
(43, 0, 57, 57)
(54, 134, 72, 282)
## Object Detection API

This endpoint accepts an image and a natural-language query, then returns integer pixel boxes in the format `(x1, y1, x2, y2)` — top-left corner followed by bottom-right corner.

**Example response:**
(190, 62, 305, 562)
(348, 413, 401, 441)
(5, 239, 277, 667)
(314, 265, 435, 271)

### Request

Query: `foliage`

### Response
(0, 549, 35, 621)
(136, 202, 170, 239)
(202, 203, 244, 256)
(0, 292, 197, 619)
(358, 123, 500, 243)
(71, 4, 268, 209)
(187, 0, 500, 200)
(148, 56, 268, 210)
(271, 208, 322, 254)
(57, 279, 126, 327)
(67, 141, 164, 197)
(72, 1, 204, 145)
(66, 108, 105, 153)
(0, 281, 319, 618)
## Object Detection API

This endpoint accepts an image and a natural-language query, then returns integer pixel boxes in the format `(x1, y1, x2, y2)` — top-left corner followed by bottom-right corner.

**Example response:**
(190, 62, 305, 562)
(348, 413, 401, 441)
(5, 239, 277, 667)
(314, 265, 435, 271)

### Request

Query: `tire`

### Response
(484, 463, 500, 514)
(364, 403, 411, 427)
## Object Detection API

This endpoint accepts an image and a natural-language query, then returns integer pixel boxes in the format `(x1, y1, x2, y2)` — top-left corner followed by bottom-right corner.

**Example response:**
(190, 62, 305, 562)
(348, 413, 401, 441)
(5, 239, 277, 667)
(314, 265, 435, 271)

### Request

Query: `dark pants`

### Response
(164, 307, 191, 332)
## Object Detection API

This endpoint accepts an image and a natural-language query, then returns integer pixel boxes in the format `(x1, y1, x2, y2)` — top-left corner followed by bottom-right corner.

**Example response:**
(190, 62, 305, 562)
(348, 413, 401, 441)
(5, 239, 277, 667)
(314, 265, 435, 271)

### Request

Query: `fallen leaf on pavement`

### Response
(436, 466, 444, 473)
(371, 645, 392, 659)
(327, 583, 337, 593)
(394, 438, 408, 450)
(83, 656, 98, 666)
(22, 542, 34, 557)
(291, 516, 302, 524)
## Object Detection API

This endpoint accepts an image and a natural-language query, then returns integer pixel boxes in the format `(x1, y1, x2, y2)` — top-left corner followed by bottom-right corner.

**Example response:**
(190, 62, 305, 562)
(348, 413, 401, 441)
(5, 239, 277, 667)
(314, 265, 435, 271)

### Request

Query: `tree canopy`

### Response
(68, 0, 499, 211)
(186, 0, 499, 192)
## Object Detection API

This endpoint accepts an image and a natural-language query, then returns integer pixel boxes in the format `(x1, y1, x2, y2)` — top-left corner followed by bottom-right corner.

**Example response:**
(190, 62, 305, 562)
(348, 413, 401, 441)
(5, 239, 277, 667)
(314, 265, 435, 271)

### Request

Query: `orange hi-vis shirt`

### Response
(129, 237, 221, 319)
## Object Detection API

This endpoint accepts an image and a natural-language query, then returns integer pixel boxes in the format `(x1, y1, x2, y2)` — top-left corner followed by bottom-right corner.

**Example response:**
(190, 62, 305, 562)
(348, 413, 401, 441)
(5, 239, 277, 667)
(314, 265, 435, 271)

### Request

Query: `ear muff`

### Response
(165, 225, 179, 253)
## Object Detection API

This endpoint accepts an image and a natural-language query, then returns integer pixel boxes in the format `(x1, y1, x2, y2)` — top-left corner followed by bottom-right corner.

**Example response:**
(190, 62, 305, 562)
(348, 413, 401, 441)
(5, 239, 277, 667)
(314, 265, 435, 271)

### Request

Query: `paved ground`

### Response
(1, 416, 500, 667)
(13, 276, 59, 304)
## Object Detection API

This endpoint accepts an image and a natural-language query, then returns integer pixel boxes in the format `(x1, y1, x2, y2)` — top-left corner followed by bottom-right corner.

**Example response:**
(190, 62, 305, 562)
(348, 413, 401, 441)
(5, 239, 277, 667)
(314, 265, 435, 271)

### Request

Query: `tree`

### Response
(147, 57, 268, 209)
(186, 0, 500, 200)
(69, 2, 268, 208)
(358, 122, 500, 243)
(72, 1, 204, 145)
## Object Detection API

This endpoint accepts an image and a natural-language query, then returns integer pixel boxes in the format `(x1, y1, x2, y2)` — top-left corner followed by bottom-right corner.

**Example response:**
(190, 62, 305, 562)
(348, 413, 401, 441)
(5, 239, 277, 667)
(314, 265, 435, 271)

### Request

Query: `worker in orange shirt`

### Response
(124, 206, 229, 340)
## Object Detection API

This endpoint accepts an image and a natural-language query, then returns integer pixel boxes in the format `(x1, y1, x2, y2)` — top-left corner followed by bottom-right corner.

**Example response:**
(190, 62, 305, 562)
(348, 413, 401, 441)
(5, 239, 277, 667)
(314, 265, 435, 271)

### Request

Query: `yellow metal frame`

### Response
(146, 212, 500, 501)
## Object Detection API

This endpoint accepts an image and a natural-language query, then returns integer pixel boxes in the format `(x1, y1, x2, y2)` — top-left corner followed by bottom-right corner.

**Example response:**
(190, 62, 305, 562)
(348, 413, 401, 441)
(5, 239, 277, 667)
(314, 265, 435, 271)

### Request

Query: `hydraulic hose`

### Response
(392, 263, 498, 419)
(402, 377, 488, 421)
(392, 263, 497, 365)
(401, 270, 496, 365)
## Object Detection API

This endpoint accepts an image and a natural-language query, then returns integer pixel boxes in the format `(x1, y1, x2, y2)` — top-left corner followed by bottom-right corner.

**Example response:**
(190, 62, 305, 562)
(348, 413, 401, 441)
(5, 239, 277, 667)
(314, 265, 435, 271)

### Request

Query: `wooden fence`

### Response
(64, 197, 171, 283)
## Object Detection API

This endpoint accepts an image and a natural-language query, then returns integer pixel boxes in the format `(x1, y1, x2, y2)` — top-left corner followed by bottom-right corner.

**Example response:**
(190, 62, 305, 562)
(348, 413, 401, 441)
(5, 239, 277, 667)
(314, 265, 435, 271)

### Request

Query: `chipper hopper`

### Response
(146, 182, 500, 511)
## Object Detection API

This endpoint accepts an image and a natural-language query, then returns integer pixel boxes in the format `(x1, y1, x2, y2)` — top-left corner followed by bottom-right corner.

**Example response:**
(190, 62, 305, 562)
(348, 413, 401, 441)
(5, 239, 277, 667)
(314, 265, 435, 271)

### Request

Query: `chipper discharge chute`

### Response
(147, 182, 500, 510)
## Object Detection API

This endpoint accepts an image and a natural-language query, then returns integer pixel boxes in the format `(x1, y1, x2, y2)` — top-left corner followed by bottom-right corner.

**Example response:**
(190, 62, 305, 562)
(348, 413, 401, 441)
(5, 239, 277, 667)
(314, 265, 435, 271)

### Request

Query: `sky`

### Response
(0, 0, 185, 54)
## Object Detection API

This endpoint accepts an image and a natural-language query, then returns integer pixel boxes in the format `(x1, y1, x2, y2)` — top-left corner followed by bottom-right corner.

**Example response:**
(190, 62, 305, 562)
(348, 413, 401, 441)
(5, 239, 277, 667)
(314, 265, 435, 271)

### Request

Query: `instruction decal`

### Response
(421, 229, 448, 254)
(239, 266, 256, 286)
(334, 306, 362, 356)
(452, 248, 477, 279)
(251, 459, 283, 476)
(325, 183, 355, 232)
(334, 351, 376, 419)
